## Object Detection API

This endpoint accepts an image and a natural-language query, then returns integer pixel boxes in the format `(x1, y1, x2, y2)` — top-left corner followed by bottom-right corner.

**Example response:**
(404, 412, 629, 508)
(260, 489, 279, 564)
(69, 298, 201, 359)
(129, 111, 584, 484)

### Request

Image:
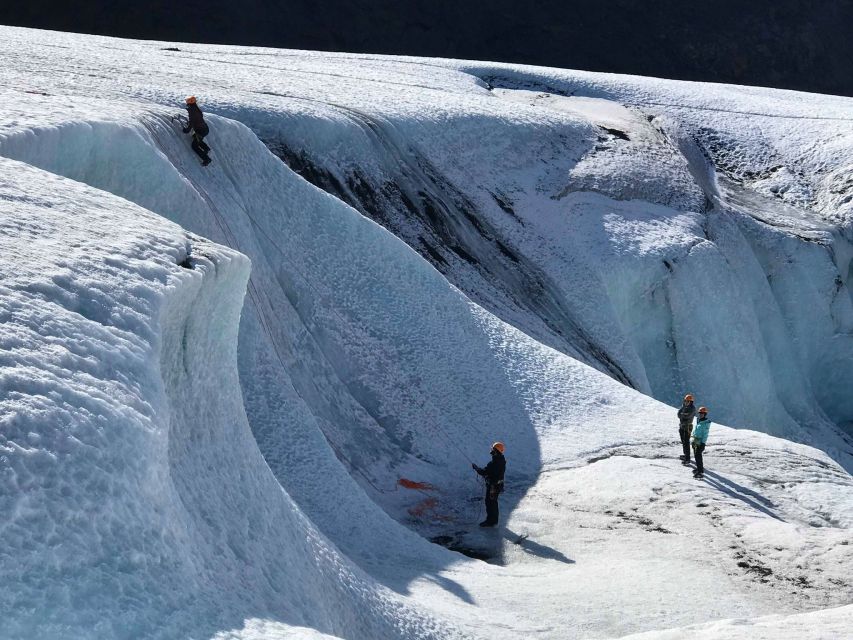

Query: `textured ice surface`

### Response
(0, 25, 851, 640)
(614, 604, 853, 640)
(0, 157, 457, 639)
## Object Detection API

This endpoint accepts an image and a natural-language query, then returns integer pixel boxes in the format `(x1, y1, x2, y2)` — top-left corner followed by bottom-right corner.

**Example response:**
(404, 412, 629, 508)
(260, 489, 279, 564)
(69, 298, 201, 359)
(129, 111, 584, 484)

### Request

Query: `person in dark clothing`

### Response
(183, 96, 212, 166)
(472, 442, 506, 527)
(677, 393, 697, 465)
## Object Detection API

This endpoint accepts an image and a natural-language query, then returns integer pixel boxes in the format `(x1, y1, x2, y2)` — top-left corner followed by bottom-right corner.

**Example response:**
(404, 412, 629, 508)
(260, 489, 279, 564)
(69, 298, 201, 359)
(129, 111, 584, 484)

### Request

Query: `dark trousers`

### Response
(693, 442, 706, 473)
(679, 426, 692, 460)
(191, 131, 211, 162)
(484, 485, 500, 524)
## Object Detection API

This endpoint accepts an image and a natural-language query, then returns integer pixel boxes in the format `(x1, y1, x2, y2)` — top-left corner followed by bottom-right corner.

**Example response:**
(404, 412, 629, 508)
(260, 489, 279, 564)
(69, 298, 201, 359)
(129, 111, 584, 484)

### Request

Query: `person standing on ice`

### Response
(182, 96, 212, 166)
(691, 407, 711, 479)
(677, 394, 697, 465)
(472, 442, 506, 528)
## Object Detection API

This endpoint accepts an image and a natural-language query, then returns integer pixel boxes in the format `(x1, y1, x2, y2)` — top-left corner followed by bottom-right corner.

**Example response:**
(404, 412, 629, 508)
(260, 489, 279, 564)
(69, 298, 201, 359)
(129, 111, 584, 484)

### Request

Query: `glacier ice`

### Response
(0, 24, 851, 640)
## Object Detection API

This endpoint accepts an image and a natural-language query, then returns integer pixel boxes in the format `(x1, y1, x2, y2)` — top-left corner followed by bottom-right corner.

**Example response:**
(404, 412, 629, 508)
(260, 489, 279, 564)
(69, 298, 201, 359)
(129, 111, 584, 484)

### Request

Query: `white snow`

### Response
(0, 24, 851, 640)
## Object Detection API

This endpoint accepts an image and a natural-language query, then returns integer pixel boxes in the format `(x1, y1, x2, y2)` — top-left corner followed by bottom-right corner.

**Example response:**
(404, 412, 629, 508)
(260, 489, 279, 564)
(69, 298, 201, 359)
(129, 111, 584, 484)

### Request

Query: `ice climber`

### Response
(472, 442, 506, 527)
(183, 96, 212, 166)
(691, 407, 711, 479)
(677, 394, 697, 465)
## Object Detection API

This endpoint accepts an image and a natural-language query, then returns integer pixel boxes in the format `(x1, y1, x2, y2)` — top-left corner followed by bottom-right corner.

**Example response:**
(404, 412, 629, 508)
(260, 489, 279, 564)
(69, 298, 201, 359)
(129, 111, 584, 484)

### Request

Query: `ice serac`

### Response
(0, 157, 456, 639)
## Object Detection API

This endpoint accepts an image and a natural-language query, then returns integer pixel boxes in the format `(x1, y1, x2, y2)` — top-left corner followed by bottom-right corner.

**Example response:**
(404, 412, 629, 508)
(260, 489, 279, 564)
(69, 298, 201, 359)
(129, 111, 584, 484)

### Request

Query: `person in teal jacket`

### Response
(691, 406, 711, 478)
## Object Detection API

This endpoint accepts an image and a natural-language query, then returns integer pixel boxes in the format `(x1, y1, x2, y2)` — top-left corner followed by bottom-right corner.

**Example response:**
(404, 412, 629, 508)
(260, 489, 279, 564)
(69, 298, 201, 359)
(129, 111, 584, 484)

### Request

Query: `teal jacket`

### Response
(692, 418, 711, 444)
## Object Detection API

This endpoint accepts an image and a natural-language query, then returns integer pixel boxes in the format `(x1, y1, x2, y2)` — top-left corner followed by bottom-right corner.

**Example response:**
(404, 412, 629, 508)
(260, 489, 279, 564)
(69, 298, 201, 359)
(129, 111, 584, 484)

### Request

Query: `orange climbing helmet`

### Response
(185, 96, 197, 105)
(491, 442, 505, 454)
(684, 394, 694, 402)
(698, 406, 709, 414)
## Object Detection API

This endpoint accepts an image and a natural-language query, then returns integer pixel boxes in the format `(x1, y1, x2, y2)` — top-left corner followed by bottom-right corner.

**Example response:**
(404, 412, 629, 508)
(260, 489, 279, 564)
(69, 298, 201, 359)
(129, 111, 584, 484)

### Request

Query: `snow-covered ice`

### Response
(0, 25, 851, 640)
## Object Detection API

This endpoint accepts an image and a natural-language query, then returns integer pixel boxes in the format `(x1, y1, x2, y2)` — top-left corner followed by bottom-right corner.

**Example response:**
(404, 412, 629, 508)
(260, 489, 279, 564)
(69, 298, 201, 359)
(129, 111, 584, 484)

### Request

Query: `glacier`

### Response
(0, 25, 851, 640)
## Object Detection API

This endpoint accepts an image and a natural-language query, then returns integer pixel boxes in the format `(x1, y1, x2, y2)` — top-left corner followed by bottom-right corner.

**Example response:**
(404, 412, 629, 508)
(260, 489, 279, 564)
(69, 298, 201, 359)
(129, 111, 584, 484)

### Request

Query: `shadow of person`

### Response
(421, 573, 476, 605)
(503, 528, 575, 564)
(702, 470, 784, 521)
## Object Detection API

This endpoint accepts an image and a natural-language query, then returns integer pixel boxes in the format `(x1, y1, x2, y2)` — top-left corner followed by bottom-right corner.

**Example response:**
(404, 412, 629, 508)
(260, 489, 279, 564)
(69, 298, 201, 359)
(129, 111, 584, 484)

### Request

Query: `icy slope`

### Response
(0, 25, 852, 640)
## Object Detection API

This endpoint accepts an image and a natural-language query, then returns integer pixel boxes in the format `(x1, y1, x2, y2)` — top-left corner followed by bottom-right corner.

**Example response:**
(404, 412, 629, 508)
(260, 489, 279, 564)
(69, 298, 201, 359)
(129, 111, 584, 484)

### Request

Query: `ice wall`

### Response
(260, 86, 853, 466)
(0, 107, 550, 596)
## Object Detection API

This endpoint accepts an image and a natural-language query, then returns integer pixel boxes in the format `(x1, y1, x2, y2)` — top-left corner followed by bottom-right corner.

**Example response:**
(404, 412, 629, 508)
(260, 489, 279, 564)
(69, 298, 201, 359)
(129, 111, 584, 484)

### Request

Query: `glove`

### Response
(182, 127, 190, 134)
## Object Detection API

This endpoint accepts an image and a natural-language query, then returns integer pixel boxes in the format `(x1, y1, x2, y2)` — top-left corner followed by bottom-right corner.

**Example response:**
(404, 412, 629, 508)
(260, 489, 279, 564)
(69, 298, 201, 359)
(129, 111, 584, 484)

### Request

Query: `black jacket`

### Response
(678, 402, 696, 428)
(476, 452, 506, 488)
(186, 103, 209, 135)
